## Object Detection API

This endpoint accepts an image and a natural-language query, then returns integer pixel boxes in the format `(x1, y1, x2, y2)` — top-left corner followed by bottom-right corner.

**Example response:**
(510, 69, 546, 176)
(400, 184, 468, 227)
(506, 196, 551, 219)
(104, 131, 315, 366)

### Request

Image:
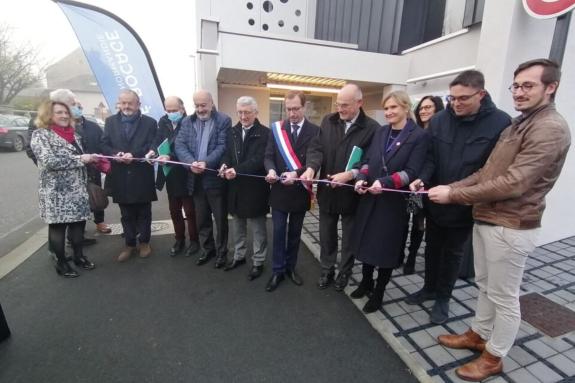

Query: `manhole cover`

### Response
(520, 292, 575, 337)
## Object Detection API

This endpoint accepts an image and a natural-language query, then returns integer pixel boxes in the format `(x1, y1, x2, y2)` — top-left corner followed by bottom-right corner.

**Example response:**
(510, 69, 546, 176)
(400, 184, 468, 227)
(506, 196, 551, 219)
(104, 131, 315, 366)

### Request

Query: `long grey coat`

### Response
(31, 128, 91, 224)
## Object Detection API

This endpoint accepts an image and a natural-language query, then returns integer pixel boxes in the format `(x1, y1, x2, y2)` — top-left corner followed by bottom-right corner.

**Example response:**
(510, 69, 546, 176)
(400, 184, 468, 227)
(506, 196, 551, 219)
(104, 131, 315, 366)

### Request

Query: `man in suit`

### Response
(101, 89, 158, 261)
(264, 90, 322, 292)
(155, 96, 199, 257)
(175, 90, 231, 268)
(316, 84, 380, 291)
(220, 96, 270, 281)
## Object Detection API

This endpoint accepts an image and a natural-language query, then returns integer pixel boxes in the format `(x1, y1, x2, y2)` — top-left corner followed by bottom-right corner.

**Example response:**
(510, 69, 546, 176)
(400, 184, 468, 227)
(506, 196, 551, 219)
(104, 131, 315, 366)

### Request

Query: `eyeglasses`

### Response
(446, 90, 481, 103)
(419, 105, 435, 111)
(286, 106, 302, 113)
(508, 82, 541, 93)
(237, 110, 255, 116)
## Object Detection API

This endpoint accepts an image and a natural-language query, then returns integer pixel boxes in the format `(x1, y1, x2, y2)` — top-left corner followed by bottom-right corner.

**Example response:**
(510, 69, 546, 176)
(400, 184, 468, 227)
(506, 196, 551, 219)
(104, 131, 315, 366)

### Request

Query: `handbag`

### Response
(87, 182, 109, 210)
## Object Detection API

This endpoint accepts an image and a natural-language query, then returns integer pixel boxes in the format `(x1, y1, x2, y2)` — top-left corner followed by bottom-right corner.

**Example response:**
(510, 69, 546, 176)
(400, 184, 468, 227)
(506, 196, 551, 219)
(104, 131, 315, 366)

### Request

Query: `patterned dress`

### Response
(31, 129, 91, 224)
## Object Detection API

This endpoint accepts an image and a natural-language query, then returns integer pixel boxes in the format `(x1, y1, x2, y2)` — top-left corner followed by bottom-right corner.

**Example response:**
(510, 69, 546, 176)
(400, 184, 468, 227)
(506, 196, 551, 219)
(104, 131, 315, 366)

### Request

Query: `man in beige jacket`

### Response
(427, 58, 571, 382)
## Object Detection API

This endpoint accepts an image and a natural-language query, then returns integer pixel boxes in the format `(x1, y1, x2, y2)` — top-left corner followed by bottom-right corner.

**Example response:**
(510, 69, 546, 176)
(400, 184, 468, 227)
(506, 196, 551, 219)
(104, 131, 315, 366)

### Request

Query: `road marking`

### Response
(0, 226, 47, 280)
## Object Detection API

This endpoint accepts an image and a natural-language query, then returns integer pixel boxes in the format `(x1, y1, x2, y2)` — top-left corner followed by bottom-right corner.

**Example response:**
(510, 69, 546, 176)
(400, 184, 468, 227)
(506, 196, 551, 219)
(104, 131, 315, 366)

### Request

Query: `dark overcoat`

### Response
(264, 119, 322, 213)
(154, 114, 190, 198)
(174, 109, 231, 193)
(221, 119, 270, 218)
(353, 120, 429, 268)
(418, 94, 510, 227)
(317, 108, 380, 215)
(100, 112, 158, 204)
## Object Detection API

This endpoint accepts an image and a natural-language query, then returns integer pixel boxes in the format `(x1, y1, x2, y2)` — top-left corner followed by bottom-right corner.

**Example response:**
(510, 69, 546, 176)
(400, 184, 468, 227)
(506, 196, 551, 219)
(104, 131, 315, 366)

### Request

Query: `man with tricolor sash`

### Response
(263, 90, 322, 292)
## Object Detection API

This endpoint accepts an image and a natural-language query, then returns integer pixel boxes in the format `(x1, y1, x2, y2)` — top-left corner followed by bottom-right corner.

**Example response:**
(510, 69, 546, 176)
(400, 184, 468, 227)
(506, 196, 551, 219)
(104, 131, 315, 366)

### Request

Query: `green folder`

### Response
(345, 146, 363, 171)
(157, 138, 172, 177)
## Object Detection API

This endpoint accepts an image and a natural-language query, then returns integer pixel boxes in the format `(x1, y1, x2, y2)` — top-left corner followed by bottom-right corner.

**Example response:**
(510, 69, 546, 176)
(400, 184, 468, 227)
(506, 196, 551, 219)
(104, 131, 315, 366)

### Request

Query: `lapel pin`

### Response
(396, 142, 401, 146)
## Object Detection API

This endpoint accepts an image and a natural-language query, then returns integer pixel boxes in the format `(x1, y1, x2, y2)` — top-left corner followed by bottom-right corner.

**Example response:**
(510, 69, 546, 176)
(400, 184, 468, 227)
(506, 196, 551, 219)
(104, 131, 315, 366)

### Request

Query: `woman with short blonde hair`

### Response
(31, 100, 97, 278)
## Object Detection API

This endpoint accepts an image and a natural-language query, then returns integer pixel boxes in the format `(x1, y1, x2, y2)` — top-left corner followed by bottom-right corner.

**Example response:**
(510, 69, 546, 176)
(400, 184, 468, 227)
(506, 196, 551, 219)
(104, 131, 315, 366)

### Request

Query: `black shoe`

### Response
(362, 289, 384, 313)
(214, 255, 227, 269)
(169, 240, 185, 257)
(247, 265, 264, 281)
(55, 261, 79, 278)
(185, 241, 199, 257)
(334, 273, 350, 292)
(317, 270, 335, 289)
(430, 299, 450, 324)
(73, 256, 95, 270)
(82, 238, 97, 246)
(405, 288, 436, 305)
(224, 258, 246, 271)
(196, 251, 213, 266)
(285, 269, 303, 286)
(266, 273, 284, 292)
(350, 278, 374, 299)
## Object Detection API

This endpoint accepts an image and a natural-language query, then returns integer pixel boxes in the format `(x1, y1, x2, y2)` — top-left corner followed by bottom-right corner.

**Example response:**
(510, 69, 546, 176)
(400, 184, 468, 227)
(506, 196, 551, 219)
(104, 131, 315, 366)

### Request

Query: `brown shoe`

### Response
(138, 243, 152, 258)
(118, 246, 135, 262)
(456, 350, 502, 381)
(96, 223, 112, 234)
(437, 328, 486, 352)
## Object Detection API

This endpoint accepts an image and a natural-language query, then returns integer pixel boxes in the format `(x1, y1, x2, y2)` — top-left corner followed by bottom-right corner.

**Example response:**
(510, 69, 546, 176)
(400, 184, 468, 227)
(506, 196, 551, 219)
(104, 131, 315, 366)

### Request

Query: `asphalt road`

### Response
(0, 150, 42, 256)
(0, 228, 417, 383)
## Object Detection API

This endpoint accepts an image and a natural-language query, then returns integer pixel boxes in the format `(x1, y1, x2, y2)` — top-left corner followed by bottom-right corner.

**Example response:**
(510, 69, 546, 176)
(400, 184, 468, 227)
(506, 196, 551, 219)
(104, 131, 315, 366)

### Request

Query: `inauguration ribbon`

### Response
(93, 154, 429, 195)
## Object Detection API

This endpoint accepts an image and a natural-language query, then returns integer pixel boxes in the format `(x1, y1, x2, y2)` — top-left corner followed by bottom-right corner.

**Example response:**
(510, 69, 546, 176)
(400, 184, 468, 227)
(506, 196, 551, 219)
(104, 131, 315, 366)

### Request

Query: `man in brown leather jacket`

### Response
(428, 58, 571, 381)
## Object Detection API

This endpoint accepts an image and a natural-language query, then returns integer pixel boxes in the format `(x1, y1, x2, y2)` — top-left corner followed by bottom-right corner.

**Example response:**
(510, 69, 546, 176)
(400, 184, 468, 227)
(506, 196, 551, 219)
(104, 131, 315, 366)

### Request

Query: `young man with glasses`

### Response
(428, 59, 571, 381)
(406, 70, 511, 324)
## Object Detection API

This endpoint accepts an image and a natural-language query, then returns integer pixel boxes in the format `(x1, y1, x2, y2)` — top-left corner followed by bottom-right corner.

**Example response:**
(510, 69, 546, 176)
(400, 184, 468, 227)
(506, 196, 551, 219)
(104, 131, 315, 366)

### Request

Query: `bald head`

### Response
(336, 83, 363, 121)
(164, 96, 184, 110)
(193, 90, 214, 120)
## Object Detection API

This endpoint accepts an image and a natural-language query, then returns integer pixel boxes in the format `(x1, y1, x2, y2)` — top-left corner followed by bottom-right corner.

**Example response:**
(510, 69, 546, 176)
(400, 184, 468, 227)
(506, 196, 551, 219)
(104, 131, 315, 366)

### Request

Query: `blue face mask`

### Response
(70, 105, 83, 119)
(167, 111, 183, 122)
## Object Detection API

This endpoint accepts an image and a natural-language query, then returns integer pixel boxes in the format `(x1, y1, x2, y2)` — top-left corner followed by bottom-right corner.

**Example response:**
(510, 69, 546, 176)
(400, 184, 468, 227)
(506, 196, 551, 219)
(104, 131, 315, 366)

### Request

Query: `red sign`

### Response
(523, 0, 575, 19)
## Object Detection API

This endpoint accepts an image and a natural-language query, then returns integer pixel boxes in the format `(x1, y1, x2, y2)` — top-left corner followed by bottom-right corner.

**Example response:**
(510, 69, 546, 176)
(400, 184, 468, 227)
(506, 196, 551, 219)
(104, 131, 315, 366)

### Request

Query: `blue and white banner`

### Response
(56, 0, 165, 121)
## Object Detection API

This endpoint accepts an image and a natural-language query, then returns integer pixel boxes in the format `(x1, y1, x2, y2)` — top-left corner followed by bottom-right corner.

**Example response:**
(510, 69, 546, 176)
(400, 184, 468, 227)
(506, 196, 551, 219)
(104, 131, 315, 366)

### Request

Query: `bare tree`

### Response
(0, 23, 45, 105)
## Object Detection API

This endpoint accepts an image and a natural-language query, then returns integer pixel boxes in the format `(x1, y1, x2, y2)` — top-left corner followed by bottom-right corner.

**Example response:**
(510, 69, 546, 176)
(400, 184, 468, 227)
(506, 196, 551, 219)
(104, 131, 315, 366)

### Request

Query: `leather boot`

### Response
(438, 328, 486, 352)
(362, 268, 391, 313)
(351, 264, 374, 299)
(138, 243, 152, 258)
(455, 350, 502, 381)
(118, 246, 136, 262)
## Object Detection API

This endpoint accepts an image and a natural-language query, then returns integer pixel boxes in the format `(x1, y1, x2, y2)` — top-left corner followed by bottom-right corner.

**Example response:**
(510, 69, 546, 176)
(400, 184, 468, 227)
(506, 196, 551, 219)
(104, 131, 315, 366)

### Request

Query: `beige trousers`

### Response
(471, 223, 539, 357)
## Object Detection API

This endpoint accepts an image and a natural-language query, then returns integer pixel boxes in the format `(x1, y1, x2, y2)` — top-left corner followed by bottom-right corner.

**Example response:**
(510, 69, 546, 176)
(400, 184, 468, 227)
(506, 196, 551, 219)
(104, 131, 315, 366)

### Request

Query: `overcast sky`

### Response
(1, 0, 197, 101)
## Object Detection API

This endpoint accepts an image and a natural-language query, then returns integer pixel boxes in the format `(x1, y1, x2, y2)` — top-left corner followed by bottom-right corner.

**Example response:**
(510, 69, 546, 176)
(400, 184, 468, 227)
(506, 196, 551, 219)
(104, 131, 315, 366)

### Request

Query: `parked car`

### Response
(0, 114, 30, 152)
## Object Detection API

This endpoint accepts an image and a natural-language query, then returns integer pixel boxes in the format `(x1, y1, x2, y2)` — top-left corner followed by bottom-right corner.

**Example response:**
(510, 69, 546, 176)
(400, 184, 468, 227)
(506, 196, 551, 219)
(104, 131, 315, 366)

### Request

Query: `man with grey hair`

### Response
(175, 90, 231, 268)
(316, 83, 380, 291)
(101, 89, 158, 261)
(219, 96, 270, 280)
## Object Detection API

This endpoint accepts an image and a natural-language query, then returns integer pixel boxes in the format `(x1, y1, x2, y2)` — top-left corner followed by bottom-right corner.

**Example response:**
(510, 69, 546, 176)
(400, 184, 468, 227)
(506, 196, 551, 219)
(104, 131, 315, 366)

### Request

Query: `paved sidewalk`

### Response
(301, 206, 575, 383)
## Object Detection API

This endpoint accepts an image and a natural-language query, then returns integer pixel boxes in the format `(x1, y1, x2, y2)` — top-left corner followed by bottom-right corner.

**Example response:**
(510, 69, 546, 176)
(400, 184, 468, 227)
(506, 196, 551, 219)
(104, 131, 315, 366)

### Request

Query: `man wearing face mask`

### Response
(175, 90, 231, 269)
(155, 96, 199, 257)
(71, 100, 113, 235)
(101, 89, 158, 261)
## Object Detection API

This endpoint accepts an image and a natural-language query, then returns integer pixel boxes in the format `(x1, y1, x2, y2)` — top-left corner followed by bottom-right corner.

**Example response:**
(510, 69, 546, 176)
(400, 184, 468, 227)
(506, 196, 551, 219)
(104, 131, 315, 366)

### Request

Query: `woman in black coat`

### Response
(351, 91, 429, 313)
(401, 95, 444, 274)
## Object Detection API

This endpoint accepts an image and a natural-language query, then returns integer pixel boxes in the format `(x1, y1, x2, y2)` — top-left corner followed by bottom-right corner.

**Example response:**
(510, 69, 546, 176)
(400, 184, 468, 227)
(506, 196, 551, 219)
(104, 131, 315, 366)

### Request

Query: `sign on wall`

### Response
(523, 0, 575, 19)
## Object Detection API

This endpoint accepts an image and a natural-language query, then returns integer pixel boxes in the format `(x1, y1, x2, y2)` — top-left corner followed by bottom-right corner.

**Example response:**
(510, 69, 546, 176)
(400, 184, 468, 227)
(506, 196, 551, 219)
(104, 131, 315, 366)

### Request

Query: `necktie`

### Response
(291, 123, 299, 143)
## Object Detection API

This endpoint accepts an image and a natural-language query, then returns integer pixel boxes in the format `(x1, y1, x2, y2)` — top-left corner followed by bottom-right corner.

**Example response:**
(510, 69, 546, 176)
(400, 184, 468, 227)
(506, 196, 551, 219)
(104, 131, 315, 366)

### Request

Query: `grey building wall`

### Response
(314, 0, 484, 54)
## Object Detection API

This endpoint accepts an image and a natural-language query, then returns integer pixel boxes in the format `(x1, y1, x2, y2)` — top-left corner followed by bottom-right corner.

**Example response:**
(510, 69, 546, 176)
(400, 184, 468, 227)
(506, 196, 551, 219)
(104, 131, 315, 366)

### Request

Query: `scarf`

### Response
(121, 110, 141, 141)
(50, 124, 75, 144)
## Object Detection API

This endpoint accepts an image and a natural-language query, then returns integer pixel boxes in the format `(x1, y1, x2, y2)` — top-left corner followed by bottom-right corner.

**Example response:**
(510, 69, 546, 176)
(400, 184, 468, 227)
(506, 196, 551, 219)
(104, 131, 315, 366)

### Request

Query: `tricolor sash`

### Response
(271, 121, 313, 197)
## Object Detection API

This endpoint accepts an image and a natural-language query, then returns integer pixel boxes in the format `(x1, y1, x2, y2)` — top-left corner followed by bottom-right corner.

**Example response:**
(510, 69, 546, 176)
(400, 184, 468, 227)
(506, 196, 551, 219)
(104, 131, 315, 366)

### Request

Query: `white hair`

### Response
(236, 96, 258, 112)
(49, 88, 76, 105)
